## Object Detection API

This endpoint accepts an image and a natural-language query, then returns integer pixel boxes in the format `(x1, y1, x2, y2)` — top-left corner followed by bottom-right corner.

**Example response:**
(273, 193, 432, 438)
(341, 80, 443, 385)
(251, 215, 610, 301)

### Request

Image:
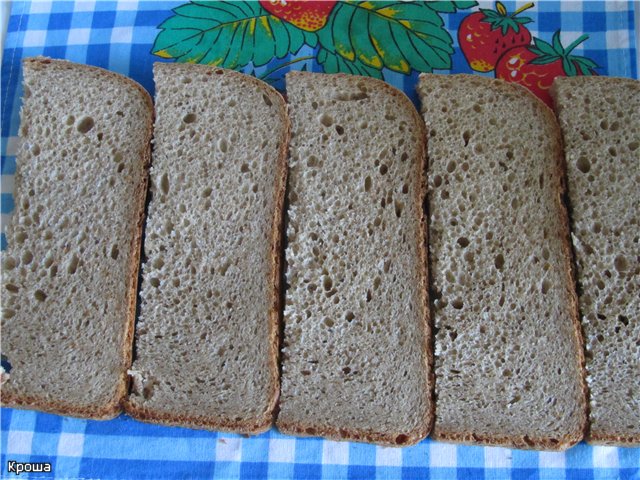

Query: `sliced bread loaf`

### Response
(277, 72, 432, 446)
(124, 63, 288, 433)
(551, 76, 639, 445)
(0, 57, 153, 418)
(417, 74, 587, 450)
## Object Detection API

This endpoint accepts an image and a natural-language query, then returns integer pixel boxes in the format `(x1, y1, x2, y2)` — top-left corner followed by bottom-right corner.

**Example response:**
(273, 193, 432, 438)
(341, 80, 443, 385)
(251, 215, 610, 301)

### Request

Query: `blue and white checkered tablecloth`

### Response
(1, 1, 639, 479)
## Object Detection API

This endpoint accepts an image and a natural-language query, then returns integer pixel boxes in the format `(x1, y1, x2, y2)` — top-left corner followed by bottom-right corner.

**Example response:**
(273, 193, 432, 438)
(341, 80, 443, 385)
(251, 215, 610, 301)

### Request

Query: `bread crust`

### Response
(419, 74, 587, 451)
(122, 63, 290, 435)
(276, 72, 433, 447)
(551, 75, 640, 447)
(1, 57, 153, 420)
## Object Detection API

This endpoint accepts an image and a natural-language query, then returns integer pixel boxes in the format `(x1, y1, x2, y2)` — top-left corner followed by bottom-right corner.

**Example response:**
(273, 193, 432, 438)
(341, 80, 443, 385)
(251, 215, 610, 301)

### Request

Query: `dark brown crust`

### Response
(276, 72, 433, 447)
(122, 63, 290, 435)
(432, 430, 578, 451)
(587, 432, 640, 446)
(551, 75, 640, 447)
(419, 73, 587, 451)
(1, 57, 153, 420)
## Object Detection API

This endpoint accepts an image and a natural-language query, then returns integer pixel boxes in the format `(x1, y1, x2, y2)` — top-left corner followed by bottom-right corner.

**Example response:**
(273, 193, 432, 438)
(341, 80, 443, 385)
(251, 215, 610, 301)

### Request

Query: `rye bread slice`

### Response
(277, 72, 432, 446)
(1, 57, 153, 419)
(124, 63, 289, 434)
(551, 76, 640, 446)
(418, 73, 587, 450)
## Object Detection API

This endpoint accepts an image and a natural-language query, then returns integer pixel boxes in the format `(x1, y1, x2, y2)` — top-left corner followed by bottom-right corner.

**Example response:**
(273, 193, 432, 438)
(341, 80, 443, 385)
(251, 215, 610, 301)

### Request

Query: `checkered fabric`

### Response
(1, 1, 639, 479)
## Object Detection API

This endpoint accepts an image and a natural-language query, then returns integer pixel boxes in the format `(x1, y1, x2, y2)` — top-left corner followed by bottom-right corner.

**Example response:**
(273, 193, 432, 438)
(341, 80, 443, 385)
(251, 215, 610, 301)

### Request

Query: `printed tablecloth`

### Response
(1, 1, 639, 478)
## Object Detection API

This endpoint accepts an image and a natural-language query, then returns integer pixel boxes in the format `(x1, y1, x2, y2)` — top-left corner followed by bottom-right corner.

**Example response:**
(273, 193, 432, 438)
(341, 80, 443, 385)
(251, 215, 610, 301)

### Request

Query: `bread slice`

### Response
(417, 74, 587, 450)
(123, 63, 288, 434)
(0, 57, 153, 418)
(276, 72, 432, 446)
(550, 76, 639, 446)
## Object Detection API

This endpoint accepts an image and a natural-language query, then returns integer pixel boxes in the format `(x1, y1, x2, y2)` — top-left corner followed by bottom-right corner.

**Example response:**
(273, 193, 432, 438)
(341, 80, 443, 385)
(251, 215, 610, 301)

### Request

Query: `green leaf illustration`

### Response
(317, 1, 475, 74)
(317, 48, 383, 79)
(152, 1, 316, 68)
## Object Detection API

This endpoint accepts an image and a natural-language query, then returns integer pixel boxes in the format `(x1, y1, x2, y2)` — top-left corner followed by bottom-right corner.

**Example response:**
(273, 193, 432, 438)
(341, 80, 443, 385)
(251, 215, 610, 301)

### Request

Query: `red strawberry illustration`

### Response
(496, 31, 598, 107)
(260, 0, 337, 32)
(459, 1, 533, 72)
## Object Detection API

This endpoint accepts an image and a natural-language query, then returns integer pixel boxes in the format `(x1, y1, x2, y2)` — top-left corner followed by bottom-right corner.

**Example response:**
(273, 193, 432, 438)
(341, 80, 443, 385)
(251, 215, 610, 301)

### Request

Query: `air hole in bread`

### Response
(76, 116, 94, 134)
(3, 309, 16, 319)
(342, 366, 351, 374)
(608, 146, 617, 157)
(335, 125, 344, 135)
(446, 161, 456, 173)
(433, 175, 442, 188)
(451, 299, 464, 310)
(366, 289, 372, 302)
(65, 254, 79, 275)
(322, 276, 333, 291)
(34, 289, 47, 302)
(183, 113, 197, 124)
(363, 176, 372, 192)
(160, 174, 169, 195)
(217, 138, 228, 153)
(262, 94, 273, 107)
(110, 245, 119, 260)
(629, 140, 639, 151)
(379, 164, 388, 175)
(541, 279, 551, 295)
(220, 261, 231, 276)
(323, 317, 334, 328)
(457, 237, 470, 248)
(307, 155, 319, 168)
(311, 101, 318, 110)
(31, 144, 40, 156)
(394, 200, 404, 218)
(318, 113, 333, 127)
(345, 311, 355, 322)
(614, 255, 627, 272)
(117, 162, 125, 173)
(22, 251, 33, 265)
(462, 130, 471, 146)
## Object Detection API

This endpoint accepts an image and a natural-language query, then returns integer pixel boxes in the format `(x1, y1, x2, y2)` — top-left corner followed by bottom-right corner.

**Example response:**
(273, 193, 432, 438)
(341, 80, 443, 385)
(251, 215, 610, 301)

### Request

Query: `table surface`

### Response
(1, 1, 639, 479)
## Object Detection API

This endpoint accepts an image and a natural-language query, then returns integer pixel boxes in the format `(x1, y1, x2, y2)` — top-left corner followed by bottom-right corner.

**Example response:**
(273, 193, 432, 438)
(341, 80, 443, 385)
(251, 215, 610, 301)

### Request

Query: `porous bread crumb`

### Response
(418, 73, 586, 450)
(551, 76, 640, 445)
(277, 72, 432, 447)
(125, 63, 288, 434)
(1, 57, 152, 418)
